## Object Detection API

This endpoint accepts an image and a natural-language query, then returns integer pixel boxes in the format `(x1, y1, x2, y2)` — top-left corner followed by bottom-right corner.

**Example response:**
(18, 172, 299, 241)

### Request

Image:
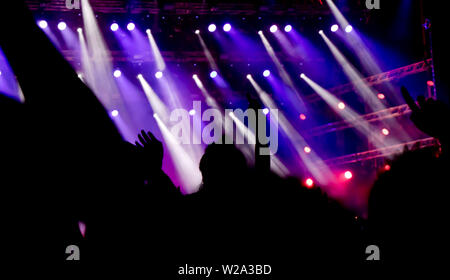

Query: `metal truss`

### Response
(305, 59, 432, 103)
(307, 60, 434, 166)
(308, 104, 412, 136)
(324, 137, 437, 167)
(25, 0, 338, 15)
(61, 49, 309, 63)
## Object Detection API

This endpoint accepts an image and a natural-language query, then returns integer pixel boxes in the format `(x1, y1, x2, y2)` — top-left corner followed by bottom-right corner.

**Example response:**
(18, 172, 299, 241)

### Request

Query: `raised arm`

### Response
(0, 1, 122, 145)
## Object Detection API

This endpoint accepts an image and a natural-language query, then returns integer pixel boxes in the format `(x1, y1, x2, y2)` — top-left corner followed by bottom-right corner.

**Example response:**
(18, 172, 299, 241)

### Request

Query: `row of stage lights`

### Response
(108, 70, 391, 137)
(37, 20, 353, 34)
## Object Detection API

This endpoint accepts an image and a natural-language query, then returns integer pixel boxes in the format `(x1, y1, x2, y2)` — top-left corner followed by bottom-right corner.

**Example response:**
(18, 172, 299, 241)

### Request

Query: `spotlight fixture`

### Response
(318, 30, 324, 35)
(345, 25, 353, 33)
(127, 22, 135, 31)
(258, 30, 263, 35)
(382, 128, 390, 136)
(113, 70, 121, 78)
(300, 73, 306, 79)
(284, 25, 292, 32)
(77, 28, 82, 33)
(269, 25, 278, 33)
(155, 71, 163, 79)
(57, 22, 67, 31)
(110, 23, 119, 31)
(299, 114, 307, 120)
(137, 74, 143, 79)
(246, 74, 252, 79)
(304, 146, 311, 154)
(195, 29, 200, 34)
(263, 70, 271, 77)
(223, 23, 231, 32)
(38, 20, 48, 29)
(331, 24, 339, 32)
(344, 171, 353, 180)
(338, 102, 346, 110)
(111, 110, 119, 117)
(189, 109, 196, 116)
(210, 71, 218, 78)
(192, 74, 198, 79)
(377, 93, 385, 100)
(262, 108, 269, 115)
(208, 24, 217, 32)
(305, 178, 314, 188)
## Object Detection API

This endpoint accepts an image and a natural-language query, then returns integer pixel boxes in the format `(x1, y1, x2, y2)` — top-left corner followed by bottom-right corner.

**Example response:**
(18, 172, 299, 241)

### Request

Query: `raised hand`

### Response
(401, 86, 449, 144)
(135, 130, 164, 171)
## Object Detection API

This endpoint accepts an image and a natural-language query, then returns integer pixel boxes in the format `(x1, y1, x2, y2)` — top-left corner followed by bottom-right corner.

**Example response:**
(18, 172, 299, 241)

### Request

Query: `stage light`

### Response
(153, 113, 158, 118)
(155, 71, 163, 79)
(270, 25, 278, 33)
(77, 28, 82, 33)
(344, 171, 353, 180)
(382, 128, 390, 136)
(110, 23, 119, 31)
(192, 74, 198, 79)
(284, 25, 292, 32)
(246, 74, 252, 79)
(111, 110, 119, 117)
(345, 25, 353, 33)
(223, 23, 231, 32)
(427, 80, 435, 87)
(258, 30, 263, 35)
(127, 22, 135, 31)
(318, 30, 324, 35)
(263, 70, 271, 77)
(377, 93, 385, 100)
(113, 70, 121, 78)
(299, 113, 307, 120)
(262, 108, 269, 115)
(384, 164, 391, 171)
(195, 29, 200, 34)
(331, 24, 339, 32)
(137, 74, 143, 79)
(38, 20, 48, 29)
(57, 22, 67, 31)
(208, 24, 217, 32)
(189, 109, 196, 116)
(146, 29, 151, 34)
(338, 102, 346, 110)
(210, 71, 218, 78)
(300, 73, 306, 79)
(305, 178, 314, 188)
(304, 146, 311, 154)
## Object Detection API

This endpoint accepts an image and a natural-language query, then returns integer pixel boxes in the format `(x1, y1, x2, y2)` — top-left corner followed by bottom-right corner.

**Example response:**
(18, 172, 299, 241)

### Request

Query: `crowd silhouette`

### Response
(0, 0, 449, 271)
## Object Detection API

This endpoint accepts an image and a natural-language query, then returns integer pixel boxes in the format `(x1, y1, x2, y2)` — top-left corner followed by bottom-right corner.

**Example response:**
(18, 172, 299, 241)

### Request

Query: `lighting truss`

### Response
(323, 137, 437, 167)
(306, 59, 432, 103)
